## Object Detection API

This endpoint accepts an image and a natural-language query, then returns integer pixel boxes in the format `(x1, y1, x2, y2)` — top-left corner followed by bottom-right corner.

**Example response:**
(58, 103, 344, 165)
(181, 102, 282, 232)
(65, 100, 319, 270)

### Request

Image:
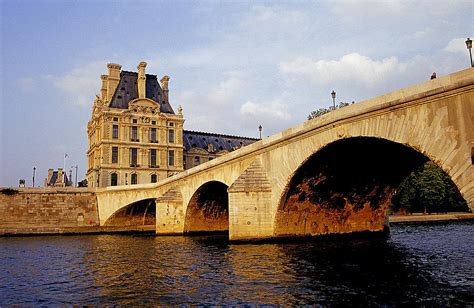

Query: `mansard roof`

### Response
(109, 71, 175, 114)
(183, 130, 259, 152)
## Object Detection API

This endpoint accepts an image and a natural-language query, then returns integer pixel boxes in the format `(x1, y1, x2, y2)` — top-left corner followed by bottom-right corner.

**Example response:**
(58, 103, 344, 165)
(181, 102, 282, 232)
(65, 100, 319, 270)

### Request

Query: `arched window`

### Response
(194, 156, 201, 166)
(131, 173, 138, 185)
(151, 174, 157, 183)
(111, 173, 118, 186)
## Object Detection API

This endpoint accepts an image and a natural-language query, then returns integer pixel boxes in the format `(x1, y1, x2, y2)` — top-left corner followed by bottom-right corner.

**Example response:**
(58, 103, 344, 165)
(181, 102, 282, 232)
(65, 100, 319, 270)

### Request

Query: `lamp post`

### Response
(466, 37, 473, 67)
(331, 90, 336, 109)
(32, 167, 36, 187)
(75, 165, 78, 187)
(258, 125, 262, 139)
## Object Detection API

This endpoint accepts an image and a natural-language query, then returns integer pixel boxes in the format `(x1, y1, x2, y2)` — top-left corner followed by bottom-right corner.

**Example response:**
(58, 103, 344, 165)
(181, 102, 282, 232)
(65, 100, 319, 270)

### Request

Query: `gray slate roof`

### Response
(109, 71, 175, 114)
(183, 130, 259, 152)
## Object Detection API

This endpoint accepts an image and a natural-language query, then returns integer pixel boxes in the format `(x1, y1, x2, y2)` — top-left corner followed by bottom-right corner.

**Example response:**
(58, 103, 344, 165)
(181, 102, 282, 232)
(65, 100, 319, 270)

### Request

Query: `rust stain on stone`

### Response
(276, 179, 393, 237)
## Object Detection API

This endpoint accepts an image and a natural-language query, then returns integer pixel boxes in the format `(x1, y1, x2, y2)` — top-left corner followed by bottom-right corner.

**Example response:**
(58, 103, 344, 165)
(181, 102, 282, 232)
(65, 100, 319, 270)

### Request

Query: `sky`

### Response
(0, 0, 472, 187)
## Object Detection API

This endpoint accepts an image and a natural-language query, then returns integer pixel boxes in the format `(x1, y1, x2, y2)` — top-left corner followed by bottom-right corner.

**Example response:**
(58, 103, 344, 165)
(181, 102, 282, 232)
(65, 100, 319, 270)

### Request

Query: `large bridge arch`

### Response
(272, 136, 467, 237)
(266, 88, 473, 234)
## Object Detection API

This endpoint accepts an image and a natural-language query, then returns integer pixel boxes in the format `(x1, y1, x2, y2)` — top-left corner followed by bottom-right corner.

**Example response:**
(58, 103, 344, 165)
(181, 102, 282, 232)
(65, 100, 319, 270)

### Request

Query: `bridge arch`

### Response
(104, 198, 156, 227)
(274, 136, 466, 237)
(184, 181, 229, 234)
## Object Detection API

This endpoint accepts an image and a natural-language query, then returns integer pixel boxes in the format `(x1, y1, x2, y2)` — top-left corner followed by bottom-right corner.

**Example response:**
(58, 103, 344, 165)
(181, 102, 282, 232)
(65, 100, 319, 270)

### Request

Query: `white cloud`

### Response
(279, 53, 406, 88)
(240, 99, 292, 121)
(207, 72, 246, 105)
(444, 38, 469, 54)
(45, 61, 106, 107)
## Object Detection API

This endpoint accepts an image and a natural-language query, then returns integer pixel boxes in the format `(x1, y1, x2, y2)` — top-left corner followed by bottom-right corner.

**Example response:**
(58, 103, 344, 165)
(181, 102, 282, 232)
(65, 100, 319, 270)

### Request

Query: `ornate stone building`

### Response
(87, 62, 258, 187)
(87, 62, 184, 187)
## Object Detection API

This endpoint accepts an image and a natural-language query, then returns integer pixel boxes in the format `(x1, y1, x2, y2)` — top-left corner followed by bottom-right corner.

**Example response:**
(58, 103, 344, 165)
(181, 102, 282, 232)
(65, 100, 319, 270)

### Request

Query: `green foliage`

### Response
(308, 102, 352, 120)
(0, 188, 19, 195)
(392, 162, 468, 213)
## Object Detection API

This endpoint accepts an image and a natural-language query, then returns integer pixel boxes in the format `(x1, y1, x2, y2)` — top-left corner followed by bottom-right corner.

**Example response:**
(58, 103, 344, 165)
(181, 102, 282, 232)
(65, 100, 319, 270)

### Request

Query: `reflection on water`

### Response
(1, 222, 473, 305)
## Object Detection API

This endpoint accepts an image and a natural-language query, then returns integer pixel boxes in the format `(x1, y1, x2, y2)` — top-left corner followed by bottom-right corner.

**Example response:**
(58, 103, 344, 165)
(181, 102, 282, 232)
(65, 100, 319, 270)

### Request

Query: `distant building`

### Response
(44, 168, 71, 187)
(86, 62, 184, 187)
(183, 130, 258, 169)
(87, 62, 257, 187)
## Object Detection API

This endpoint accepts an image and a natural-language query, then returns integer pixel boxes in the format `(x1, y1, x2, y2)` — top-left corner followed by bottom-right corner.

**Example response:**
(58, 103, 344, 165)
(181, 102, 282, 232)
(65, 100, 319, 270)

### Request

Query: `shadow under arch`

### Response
(274, 137, 465, 237)
(184, 181, 229, 234)
(104, 198, 156, 227)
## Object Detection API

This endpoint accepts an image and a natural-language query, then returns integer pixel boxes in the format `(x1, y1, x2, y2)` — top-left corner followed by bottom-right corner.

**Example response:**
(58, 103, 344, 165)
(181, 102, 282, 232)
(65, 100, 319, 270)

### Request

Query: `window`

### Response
(194, 156, 200, 166)
(169, 122, 174, 126)
(131, 126, 138, 141)
(149, 149, 157, 167)
(131, 173, 138, 185)
(112, 125, 119, 139)
(150, 127, 157, 143)
(168, 129, 175, 143)
(130, 148, 138, 166)
(151, 174, 157, 183)
(168, 150, 175, 166)
(112, 147, 118, 164)
(111, 173, 118, 186)
(113, 117, 118, 122)
(152, 121, 156, 125)
(133, 119, 138, 123)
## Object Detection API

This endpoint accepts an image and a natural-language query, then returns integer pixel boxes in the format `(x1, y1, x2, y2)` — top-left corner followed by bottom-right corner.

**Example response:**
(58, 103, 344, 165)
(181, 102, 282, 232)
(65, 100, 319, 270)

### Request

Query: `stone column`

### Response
(228, 159, 274, 241)
(155, 188, 185, 235)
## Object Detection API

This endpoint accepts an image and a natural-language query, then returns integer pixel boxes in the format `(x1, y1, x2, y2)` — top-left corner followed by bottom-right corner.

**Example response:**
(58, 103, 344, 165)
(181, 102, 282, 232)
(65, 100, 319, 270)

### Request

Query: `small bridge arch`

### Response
(184, 181, 229, 234)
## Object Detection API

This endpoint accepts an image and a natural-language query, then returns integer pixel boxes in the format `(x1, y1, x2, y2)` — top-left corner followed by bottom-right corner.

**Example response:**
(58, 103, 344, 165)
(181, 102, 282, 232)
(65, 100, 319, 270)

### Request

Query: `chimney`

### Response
(160, 75, 170, 102)
(137, 61, 147, 99)
(100, 75, 108, 100)
(107, 63, 122, 101)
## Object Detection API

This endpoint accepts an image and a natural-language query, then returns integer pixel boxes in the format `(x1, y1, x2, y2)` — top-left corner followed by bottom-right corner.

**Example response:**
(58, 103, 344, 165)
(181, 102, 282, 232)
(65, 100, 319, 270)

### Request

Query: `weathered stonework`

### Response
(0, 188, 98, 234)
(155, 188, 184, 234)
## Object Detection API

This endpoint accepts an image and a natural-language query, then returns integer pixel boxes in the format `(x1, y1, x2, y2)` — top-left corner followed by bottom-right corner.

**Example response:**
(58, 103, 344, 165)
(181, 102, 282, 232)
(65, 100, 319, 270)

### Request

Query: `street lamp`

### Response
(258, 125, 262, 139)
(331, 90, 336, 109)
(32, 167, 36, 187)
(466, 37, 473, 67)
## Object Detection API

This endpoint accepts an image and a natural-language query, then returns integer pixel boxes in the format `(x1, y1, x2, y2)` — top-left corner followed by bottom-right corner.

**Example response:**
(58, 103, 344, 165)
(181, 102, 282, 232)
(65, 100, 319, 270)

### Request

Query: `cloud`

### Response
(279, 53, 406, 88)
(207, 72, 246, 105)
(444, 38, 469, 54)
(45, 61, 106, 107)
(240, 99, 292, 121)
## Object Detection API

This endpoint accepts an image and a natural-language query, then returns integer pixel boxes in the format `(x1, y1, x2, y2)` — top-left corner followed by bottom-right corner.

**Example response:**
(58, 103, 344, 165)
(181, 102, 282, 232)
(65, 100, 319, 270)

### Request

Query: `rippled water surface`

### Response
(1, 222, 473, 305)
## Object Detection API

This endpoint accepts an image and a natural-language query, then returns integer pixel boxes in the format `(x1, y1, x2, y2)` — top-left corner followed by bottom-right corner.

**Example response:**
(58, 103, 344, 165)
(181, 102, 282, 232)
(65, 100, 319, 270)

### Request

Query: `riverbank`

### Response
(2, 213, 473, 236)
(389, 212, 474, 224)
(0, 225, 155, 236)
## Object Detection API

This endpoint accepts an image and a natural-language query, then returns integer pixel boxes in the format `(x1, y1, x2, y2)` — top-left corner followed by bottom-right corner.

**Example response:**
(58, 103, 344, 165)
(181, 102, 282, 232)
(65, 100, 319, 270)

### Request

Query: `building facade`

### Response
(87, 62, 184, 187)
(44, 168, 71, 187)
(183, 130, 258, 169)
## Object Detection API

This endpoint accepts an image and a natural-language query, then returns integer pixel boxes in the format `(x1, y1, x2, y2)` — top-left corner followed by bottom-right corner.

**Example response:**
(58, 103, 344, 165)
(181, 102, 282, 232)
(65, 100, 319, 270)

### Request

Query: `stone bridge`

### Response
(96, 68, 474, 241)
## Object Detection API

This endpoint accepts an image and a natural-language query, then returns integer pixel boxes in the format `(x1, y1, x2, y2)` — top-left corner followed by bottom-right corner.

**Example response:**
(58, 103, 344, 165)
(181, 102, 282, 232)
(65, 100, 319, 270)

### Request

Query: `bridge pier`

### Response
(155, 188, 184, 235)
(228, 160, 274, 241)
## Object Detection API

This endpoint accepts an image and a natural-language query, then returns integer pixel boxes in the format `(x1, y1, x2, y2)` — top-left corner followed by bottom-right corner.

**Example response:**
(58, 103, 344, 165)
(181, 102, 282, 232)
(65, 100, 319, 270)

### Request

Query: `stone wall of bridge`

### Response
(0, 188, 99, 234)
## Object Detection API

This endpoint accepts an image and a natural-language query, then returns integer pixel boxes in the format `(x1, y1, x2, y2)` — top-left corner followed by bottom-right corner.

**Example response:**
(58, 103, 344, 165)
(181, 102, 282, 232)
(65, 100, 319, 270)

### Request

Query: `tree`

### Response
(307, 102, 352, 120)
(391, 162, 468, 213)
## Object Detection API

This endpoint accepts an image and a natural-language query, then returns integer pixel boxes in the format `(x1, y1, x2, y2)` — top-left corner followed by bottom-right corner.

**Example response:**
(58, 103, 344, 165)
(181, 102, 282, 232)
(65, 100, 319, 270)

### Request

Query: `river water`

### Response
(1, 221, 473, 305)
